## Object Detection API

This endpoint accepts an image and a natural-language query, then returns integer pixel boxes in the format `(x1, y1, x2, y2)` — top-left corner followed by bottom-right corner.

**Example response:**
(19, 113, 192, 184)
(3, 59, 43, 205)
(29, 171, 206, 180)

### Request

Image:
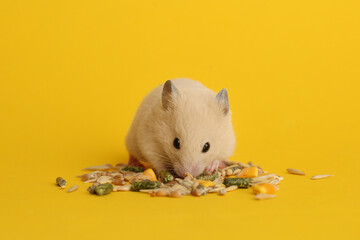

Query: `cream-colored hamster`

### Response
(125, 78, 235, 177)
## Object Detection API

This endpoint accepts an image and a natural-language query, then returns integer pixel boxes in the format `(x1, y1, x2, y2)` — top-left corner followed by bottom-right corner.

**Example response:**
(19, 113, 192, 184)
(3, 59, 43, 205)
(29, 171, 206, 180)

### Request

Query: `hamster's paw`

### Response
(205, 160, 220, 173)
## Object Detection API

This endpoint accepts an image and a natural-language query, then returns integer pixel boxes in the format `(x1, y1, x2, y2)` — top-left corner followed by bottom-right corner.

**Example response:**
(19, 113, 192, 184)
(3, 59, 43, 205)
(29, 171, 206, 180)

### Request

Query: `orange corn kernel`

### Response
(142, 168, 157, 181)
(238, 167, 258, 178)
(252, 183, 277, 195)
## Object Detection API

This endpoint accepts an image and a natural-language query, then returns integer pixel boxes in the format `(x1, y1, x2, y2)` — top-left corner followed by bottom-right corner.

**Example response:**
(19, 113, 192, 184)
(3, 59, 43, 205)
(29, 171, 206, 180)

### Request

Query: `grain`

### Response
(113, 185, 131, 192)
(226, 185, 238, 192)
(208, 187, 225, 193)
(67, 185, 79, 193)
(311, 174, 333, 180)
(287, 168, 305, 175)
(254, 193, 276, 200)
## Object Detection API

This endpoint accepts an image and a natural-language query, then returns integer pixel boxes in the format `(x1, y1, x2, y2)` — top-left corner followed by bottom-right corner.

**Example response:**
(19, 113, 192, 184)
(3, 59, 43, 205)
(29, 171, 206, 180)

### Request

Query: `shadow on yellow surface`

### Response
(0, 1, 359, 239)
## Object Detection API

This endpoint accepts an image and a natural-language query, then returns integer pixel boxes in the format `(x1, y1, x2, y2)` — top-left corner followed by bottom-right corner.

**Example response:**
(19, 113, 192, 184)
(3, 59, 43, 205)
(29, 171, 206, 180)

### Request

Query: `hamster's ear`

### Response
(162, 80, 178, 110)
(216, 88, 230, 115)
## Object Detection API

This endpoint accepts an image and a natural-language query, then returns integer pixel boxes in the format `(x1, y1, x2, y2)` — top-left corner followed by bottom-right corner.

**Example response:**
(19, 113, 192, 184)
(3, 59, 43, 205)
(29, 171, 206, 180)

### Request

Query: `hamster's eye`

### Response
(173, 138, 180, 149)
(202, 142, 210, 153)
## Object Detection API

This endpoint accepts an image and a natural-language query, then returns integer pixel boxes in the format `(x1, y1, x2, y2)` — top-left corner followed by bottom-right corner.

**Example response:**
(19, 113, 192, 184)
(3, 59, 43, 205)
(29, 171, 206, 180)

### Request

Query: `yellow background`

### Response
(1, 1, 359, 239)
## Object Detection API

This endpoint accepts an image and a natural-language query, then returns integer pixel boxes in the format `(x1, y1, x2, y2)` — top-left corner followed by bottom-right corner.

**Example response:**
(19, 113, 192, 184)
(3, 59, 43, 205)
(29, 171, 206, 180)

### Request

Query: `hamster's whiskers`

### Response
(150, 152, 174, 171)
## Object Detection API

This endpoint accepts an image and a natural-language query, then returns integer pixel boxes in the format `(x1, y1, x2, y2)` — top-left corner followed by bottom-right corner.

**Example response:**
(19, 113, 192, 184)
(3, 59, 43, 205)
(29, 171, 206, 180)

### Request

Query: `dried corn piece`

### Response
(197, 180, 215, 188)
(56, 177, 67, 188)
(159, 170, 174, 183)
(223, 177, 252, 188)
(131, 180, 160, 191)
(252, 183, 277, 195)
(122, 166, 144, 173)
(142, 168, 157, 181)
(237, 167, 258, 178)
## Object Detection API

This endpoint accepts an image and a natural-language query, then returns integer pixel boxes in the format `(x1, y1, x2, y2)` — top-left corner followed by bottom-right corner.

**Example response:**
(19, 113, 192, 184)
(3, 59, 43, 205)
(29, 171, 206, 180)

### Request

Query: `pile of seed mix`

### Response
(56, 161, 334, 200)
(70, 160, 284, 200)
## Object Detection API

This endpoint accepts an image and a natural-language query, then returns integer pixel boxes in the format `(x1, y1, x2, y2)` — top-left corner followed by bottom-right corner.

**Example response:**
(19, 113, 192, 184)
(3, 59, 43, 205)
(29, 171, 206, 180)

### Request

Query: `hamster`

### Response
(125, 78, 236, 178)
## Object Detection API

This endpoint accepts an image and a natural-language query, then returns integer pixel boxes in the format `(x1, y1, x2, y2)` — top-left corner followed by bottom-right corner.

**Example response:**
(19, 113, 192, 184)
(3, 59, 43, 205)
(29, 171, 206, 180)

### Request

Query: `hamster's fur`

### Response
(125, 78, 235, 177)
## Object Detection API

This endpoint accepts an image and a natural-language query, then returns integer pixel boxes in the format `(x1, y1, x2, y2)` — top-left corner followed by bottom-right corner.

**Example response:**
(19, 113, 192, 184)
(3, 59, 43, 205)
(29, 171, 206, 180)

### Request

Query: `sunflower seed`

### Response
(311, 174, 333, 180)
(83, 164, 113, 171)
(192, 181, 199, 190)
(112, 179, 126, 185)
(287, 168, 305, 175)
(84, 178, 97, 183)
(184, 172, 194, 181)
(97, 176, 113, 184)
(252, 174, 277, 184)
(226, 169, 233, 176)
(218, 189, 227, 195)
(214, 183, 225, 188)
(223, 165, 239, 170)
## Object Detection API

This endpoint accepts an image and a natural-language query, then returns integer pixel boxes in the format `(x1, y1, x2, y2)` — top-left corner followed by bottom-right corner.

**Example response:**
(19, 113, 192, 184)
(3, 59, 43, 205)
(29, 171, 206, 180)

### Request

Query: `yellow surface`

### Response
(1, 1, 359, 239)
